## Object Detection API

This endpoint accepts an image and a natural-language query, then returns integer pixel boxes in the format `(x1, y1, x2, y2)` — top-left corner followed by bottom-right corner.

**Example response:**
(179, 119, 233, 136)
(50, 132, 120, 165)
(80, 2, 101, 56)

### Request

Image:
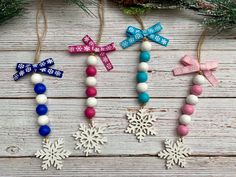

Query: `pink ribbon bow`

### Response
(173, 55, 219, 86)
(68, 35, 116, 71)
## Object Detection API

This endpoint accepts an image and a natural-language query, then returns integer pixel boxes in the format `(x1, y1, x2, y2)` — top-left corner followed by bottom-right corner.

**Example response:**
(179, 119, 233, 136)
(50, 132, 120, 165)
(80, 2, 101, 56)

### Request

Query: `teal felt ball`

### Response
(138, 92, 150, 104)
(139, 51, 150, 62)
(136, 71, 148, 83)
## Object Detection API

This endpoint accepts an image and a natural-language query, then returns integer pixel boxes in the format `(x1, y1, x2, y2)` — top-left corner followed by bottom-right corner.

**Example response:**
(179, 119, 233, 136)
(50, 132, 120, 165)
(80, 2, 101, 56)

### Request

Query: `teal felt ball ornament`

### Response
(138, 92, 150, 104)
(139, 51, 150, 62)
(136, 71, 148, 83)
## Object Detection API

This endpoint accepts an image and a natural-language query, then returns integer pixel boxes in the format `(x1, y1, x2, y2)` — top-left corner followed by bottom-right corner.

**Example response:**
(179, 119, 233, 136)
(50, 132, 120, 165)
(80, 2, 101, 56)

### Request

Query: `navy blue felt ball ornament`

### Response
(34, 83, 46, 94)
(36, 104, 48, 115)
(39, 125, 51, 136)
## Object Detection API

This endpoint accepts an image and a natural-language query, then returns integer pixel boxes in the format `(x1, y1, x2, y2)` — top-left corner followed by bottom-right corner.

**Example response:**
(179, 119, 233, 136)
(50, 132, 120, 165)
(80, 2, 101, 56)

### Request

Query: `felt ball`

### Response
(86, 87, 97, 97)
(86, 66, 97, 76)
(137, 83, 148, 92)
(136, 71, 148, 83)
(139, 51, 150, 62)
(31, 73, 43, 84)
(138, 62, 149, 72)
(186, 94, 198, 105)
(85, 77, 97, 86)
(141, 41, 152, 51)
(36, 94, 47, 104)
(86, 97, 97, 107)
(84, 107, 96, 119)
(34, 83, 46, 94)
(36, 104, 48, 115)
(193, 75, 205, 85)
(87, 55, 98, 66)
(39, 125, 51, 137)
(179, 115, 191, 125)
(190, 85, 203, 96)
(37, 115, 49, 125)
(177, 125, 189, 137)
(138, 92, 150, 104)
(181, 104, 194, 115)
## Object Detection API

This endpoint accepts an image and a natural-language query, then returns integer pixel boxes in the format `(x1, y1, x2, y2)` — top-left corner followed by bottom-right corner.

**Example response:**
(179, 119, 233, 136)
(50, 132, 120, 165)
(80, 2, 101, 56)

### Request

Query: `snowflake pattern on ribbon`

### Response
(158, 138, 192, 169)
(125, 108, 157, 142)
(35, 138, 71, 170)
(73, 124, 107, 156)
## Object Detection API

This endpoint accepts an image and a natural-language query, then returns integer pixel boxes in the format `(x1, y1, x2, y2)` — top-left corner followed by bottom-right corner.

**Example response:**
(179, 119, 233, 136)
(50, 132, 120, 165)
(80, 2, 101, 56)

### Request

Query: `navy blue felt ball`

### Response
(34, 83, 46, 94)
(39, 125, 51, 136)
(36, 104, 48, 115)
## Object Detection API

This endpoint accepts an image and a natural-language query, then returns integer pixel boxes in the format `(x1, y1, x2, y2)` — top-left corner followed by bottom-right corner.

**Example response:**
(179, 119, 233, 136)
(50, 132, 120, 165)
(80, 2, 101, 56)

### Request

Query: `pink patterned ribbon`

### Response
(173, 55, 219, 86)
(68, 35, 116, 71)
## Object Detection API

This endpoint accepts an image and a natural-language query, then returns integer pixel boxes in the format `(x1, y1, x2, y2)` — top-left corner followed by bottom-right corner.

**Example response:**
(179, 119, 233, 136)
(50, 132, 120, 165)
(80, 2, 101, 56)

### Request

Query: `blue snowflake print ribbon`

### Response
(120, 22, 169, 49)
(13, 58, 63, 81)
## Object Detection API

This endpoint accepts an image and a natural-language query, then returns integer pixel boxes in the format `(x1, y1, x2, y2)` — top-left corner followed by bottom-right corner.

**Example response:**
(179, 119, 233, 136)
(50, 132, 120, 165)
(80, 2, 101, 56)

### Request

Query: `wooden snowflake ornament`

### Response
(158, 138, 191, 169)
(73, 124, 107, 156)
(35, 138, 71, 170)
(125, 108, 157, 142)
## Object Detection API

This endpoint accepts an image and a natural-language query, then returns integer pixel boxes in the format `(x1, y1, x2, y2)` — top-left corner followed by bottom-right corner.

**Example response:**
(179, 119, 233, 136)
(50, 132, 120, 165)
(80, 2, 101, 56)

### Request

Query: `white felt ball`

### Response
(137, 83, 148, 92)
(85, 77, 97, 86)
(138, 62, 149, 71)
(193, 75, 206, 85)
(87, 55, 98, 66)
(36, 94, 48, 104)
(186, 94, 199, 105)
(141, 41, 152, 51)
(31, 73, 43, 84)
(86, 97, 97, 107)
(179, 115, 191, 125)
(37, 115, 49, 125)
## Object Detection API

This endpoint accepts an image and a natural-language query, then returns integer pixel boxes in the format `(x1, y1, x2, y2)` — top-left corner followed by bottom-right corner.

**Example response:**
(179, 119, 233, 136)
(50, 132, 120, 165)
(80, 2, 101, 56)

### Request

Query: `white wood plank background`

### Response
(0, 0, 235, 176)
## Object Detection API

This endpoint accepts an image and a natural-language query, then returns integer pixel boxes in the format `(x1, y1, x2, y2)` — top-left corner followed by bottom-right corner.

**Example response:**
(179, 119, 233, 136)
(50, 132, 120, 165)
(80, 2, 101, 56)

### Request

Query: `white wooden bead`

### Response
(193, 75, 206, 85)
(86, 97, 97, 107)
(137, 83, 148, 92)
(31, 73, 43, 84)
(141, 41, 152, 51)
(179, 115, 191, 125)
(87, 55, 98, 66)
(37, 115, 49, 125)
(36, 94, 47, 104)
(138, 62, 149, 71)
(85, 77, 97, 86)
(186, 94, 199, 105)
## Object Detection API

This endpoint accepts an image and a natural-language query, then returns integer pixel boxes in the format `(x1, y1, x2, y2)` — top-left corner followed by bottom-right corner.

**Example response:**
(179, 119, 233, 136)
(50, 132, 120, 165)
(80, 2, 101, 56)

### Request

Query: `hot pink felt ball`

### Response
(177, 125, 189, 136)
(181, 104, 194, 115)
(86, 87, 97, 97)
(86, 66, 97, 76)
(84, 107, 96, 119)
(190, 85, 203, 96)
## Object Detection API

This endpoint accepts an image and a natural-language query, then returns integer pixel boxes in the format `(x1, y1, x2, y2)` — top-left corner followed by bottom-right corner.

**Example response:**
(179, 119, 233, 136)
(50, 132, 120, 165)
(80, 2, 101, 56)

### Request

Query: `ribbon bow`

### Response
(120, 22, 169, 49)
(13, 58, 63, 81)
(68, 35, 116, 71)
(173, 55, 219, 86)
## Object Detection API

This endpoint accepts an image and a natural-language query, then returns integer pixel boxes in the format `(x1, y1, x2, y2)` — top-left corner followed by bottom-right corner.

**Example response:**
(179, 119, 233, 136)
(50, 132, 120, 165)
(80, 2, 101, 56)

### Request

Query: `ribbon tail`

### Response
(126, 26, 142, 37)
(203, 70, 219, 86)
(82, 35, 96, 46)
(98, 52, 113, 71)
(120, 34, 143, 49)
(147, 34, 169, 47)
(146, 22, 162, 34)
(68, 45, 94, 53)
(38, 68, 64, 78)
(173, 65, 200, 76)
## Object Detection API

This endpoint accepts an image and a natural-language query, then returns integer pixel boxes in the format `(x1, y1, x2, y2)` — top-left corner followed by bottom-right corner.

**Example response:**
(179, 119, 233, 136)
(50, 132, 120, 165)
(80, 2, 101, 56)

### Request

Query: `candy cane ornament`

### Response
(120, 22, 169, 142)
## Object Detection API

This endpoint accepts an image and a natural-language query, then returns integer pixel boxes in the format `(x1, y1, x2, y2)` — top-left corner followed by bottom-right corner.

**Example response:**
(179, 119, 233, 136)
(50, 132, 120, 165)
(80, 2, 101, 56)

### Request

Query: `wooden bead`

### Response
(186, 94, 198, 105)
(37, 115, 49, 125)
(85, 77, 97, 86)
(138, 62, 149, 72)
(36, 94, 47, 104)
(193, 75, 205, 85)
(179, 115, 191, 125)
(137, 83, 148, 92)
(31, 73, 43, 84)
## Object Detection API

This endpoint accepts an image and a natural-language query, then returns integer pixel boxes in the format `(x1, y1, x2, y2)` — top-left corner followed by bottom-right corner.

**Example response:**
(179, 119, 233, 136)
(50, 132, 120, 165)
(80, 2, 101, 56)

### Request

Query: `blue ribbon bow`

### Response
(120, 22, 169, 49)
(13, 58, 63, 81)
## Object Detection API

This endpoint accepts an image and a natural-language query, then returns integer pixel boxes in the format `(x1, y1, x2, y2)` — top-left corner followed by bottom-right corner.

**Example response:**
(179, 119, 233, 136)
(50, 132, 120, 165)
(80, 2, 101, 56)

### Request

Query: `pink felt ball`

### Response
(190, 85, 203, 96)
(181, 104, 194, 115)
(84, 107, 96, 119)
(177, 125, 189, 136)
(86, 66, 97, 76)
(86, 87, 97, 97)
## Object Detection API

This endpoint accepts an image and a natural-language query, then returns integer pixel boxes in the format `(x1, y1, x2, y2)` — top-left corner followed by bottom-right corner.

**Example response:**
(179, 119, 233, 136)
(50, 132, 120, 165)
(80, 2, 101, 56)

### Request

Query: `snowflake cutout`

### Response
(125, 108, 157, 142)
(158, 138, 192, 169)
(35, 138, 71, 170)
(84, 46, 90, 51)
(73, 124, 107, 156)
